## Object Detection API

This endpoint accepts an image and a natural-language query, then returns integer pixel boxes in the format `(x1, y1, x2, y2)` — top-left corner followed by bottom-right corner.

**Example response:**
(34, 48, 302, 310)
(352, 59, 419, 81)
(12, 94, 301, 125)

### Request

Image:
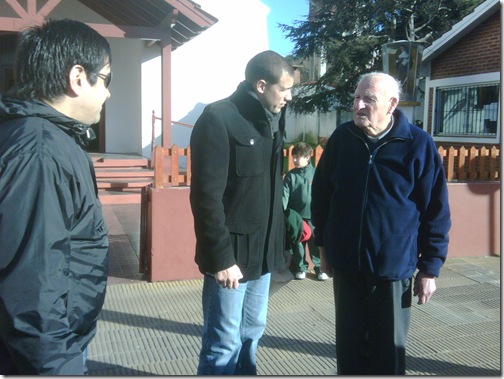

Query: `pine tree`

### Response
(281, 0, 485, 113)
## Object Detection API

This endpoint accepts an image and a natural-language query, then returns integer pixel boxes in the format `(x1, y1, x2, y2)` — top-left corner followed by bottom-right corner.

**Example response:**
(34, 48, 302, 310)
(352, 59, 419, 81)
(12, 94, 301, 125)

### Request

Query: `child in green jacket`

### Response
(283, 142, 328, 281)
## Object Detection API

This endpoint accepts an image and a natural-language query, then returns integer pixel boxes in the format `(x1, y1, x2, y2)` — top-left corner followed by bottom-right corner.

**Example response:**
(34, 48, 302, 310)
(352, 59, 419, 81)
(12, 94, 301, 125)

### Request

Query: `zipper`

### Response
(355, 135, 404, 270)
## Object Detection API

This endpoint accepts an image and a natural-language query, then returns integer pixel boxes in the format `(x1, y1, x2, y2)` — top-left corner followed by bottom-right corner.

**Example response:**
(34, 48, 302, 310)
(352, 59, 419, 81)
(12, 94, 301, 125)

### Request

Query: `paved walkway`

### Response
(87, 204, 501, 375)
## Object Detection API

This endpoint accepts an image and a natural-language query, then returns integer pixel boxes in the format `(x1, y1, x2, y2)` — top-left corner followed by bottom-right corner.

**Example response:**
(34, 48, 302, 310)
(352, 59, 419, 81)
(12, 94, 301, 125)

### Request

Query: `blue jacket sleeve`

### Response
(416, 146, 451, 277)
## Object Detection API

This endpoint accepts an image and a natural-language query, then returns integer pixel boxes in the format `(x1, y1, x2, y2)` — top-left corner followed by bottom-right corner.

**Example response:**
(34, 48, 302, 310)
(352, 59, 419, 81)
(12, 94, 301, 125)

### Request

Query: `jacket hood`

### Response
(0, 95, 96, 147)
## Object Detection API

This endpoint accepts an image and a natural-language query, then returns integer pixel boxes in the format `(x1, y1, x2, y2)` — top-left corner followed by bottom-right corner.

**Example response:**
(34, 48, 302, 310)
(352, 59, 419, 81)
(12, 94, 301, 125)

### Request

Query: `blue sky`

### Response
(261, 0, 309, 56)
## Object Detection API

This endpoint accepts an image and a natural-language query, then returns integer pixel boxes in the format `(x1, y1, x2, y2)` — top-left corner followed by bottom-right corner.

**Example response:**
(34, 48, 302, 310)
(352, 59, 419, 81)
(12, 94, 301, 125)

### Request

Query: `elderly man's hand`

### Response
(413, 271, 437, 304)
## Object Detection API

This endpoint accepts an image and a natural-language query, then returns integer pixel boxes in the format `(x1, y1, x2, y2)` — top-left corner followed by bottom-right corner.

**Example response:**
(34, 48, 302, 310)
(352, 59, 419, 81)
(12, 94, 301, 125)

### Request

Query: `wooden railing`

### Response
(153, 145, 191, 188)
(151, 144, 500, 188)
(438, 145, 500, 181)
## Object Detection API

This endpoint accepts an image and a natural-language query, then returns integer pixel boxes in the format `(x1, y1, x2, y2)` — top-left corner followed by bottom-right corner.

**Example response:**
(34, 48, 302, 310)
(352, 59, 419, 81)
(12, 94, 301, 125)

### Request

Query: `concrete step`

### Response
(92, 154, 152, 204)
(98, 191, 141, 204)
(95, 168, 154, 178)
(97, 179, 152, 190)
(93, 158, 149, 168)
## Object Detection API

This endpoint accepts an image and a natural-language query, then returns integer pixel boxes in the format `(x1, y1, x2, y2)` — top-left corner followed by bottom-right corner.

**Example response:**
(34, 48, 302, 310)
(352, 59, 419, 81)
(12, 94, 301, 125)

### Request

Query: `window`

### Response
(0, 33, 17, 93)
(434, 83, 500, 137)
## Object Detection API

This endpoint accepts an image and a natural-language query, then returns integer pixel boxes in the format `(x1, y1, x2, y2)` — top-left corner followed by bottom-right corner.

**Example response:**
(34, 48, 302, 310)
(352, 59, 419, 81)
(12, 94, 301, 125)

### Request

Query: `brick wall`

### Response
(425, 9, 501, 149)
(431, 11, 501, 79)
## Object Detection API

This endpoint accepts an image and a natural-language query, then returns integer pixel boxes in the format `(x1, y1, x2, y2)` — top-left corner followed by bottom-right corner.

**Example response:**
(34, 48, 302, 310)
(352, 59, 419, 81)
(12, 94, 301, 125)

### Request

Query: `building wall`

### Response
(431, 12, 500, 80)
(106, 38, 143, 154)
(168, 0, 270, 149)
(424, 9, 501, 147)
(141, 44, 163, 158)
(144, 182, 500, 281)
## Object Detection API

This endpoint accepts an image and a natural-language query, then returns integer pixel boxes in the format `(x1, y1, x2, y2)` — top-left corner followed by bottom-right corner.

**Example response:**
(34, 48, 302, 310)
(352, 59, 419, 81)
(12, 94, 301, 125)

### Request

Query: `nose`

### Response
(354, 98, 365, 110)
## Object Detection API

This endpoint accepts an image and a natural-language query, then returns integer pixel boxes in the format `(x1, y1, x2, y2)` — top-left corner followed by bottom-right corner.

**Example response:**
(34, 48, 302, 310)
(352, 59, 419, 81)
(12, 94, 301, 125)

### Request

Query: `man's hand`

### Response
(319, 247, 333, 278)
(215, 264, 243, 289)
(413, 271, 437, 305)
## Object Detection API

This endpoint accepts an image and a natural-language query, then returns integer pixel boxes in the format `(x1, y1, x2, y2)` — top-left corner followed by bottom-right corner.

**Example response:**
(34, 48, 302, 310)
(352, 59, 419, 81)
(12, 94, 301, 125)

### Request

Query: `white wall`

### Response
(106, 38, 142, 154)
(141, 45, 163, 158)
(42, 0, 144, 154)
(138, 0, 271, 156)
(168, 0, 270, 148)
(285, 109, 352, 144)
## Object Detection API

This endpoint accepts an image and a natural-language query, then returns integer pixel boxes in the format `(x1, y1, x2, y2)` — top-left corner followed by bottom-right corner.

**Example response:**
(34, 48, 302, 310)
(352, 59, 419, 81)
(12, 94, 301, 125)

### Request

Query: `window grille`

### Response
(434, 83, 499, 137)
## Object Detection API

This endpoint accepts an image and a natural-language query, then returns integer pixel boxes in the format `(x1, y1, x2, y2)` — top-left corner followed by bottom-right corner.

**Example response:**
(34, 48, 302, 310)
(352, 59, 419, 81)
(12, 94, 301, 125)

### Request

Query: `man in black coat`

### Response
(190, 50, 294, 375)
(0, 19, 111, 374)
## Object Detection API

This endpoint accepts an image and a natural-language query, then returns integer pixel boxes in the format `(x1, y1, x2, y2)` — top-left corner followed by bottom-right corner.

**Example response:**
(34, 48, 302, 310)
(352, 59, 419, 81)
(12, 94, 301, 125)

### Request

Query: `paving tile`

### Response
(88, 203, 501, 376)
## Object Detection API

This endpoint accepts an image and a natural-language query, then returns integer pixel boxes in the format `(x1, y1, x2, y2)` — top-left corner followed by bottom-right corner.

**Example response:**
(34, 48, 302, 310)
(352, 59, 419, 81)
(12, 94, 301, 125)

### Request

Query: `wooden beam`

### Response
(160, 30, 172, 148)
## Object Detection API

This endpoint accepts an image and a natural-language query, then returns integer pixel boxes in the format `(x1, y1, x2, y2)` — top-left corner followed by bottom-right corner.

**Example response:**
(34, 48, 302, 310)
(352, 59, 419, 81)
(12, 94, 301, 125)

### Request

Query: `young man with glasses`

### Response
(0, 18, 112, 375)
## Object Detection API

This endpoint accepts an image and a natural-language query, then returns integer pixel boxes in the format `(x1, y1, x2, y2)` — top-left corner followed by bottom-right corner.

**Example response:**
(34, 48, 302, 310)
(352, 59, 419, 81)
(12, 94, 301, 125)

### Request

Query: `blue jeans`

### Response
(197, 273, 271, 375)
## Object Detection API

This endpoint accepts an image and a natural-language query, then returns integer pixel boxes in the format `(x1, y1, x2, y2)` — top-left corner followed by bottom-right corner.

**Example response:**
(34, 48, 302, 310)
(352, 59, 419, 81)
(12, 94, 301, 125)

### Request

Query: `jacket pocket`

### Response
(234, 135, 264, 177)
(375, 233, 417, 278)
(227, 222, 264, 267)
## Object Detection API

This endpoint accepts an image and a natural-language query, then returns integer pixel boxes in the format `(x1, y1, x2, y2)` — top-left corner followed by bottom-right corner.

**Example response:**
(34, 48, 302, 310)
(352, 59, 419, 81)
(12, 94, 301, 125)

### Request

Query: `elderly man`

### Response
(311, 72, 451, 375)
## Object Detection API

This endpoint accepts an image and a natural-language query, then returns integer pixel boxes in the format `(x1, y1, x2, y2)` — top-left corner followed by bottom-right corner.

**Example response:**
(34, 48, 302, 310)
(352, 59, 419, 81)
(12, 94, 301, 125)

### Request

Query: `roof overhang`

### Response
(0, 0, 218, 50)
(422, 0, 500, 63)
(77, 0, 218, 49)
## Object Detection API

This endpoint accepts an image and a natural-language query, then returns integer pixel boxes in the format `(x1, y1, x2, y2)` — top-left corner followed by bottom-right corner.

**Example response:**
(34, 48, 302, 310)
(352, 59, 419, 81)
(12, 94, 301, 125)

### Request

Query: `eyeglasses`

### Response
(97, 72, 113, 88)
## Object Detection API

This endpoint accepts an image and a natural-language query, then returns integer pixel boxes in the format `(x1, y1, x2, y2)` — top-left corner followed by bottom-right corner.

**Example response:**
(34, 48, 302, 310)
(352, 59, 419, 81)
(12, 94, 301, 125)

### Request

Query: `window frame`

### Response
(425, 72, 500, 144)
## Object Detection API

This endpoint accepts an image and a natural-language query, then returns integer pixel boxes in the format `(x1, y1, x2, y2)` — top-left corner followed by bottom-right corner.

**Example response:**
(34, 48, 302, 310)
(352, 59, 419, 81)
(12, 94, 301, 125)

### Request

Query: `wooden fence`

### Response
(151, 144, 500, 188)
(437, 145, 500, 181)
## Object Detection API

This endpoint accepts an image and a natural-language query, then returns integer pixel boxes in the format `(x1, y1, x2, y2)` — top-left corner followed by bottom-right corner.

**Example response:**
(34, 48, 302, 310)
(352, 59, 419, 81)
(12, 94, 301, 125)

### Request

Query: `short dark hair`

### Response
(11, 18, 112, 101)
(292, 142, 313, 157)
(245, 50, 294, 85)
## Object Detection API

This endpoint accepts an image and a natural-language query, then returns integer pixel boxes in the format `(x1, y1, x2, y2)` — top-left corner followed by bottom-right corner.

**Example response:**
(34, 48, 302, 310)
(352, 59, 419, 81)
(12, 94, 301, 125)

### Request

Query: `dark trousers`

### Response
(333, 270, 412, 375)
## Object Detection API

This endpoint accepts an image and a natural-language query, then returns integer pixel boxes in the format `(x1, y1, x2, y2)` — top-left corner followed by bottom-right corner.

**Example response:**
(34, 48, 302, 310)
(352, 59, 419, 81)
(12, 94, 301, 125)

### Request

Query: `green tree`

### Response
(281, 0, 485, 114)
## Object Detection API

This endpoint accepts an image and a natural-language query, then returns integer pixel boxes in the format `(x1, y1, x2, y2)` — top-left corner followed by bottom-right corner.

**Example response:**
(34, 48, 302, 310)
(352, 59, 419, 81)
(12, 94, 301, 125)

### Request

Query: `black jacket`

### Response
(190, 82, 287, 281)
(0, 96, 109, 374)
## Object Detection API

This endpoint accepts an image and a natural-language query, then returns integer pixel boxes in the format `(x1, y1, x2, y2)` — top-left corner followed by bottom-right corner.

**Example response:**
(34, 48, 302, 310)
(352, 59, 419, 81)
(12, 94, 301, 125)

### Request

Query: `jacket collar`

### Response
(387, 108, 413, 140)
(348, 108, 413, 141)
(229, 81, 286, 136)
(230, 81, 269, 123)
(0, 95, 95, 147)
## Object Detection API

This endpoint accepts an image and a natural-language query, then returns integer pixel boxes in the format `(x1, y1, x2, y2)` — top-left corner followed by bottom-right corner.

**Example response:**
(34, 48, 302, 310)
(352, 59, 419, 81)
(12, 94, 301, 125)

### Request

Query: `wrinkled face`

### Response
(257, 70, 294, 114)
(353, 76, 397, 136)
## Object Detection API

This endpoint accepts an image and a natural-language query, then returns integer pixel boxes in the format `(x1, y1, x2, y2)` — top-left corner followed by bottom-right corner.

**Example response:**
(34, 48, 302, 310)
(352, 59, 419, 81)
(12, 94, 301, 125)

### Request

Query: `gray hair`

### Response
(357, 72, 402, 102)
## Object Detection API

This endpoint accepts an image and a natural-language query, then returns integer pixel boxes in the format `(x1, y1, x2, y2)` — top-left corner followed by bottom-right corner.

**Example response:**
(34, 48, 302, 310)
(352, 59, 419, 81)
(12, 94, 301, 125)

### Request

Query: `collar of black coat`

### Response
(230, 81, 284, 136)
(0, 95, 95, 147)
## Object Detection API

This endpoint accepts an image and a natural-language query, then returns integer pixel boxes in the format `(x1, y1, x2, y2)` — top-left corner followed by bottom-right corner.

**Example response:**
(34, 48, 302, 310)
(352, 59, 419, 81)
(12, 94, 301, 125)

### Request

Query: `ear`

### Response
(255, 79, 267, 94)
(388, 97, 399, 114)
(68, 65, 86, 96)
